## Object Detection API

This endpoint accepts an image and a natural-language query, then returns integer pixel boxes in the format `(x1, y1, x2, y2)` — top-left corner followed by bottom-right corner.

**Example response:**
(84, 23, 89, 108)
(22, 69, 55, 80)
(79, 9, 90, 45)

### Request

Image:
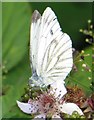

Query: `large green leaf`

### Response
(2, 2, 31, 71)
(2, 53, 31, 118)
(0, 2, 2, 120)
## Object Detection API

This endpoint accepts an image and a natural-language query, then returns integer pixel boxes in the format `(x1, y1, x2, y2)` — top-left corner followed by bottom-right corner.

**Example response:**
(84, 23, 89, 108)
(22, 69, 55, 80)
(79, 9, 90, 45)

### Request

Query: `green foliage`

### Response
(68, 47, 92, 95)
(2, 54, 31, 117)
(2, 2, 31, 71)
(66, 19, 93, 95)
(2, 2, 32, 118)
(63, 111, 86, 119)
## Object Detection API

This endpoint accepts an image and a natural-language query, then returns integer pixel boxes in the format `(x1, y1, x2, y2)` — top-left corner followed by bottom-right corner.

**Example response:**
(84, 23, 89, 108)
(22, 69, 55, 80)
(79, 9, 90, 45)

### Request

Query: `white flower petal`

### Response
(50, 80, 67, 100)
(34, 114, 46, 119)
(59, 102, 83, 115)
(52, 113, 62, 119)
(17, 100, 39, 114)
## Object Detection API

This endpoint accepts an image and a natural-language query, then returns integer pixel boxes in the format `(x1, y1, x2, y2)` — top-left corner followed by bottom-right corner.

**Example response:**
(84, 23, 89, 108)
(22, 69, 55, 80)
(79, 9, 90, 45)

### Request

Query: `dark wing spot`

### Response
(33, 55, 34, 59)
(50, 29, 53, 35)
(53, 17, 56, 21)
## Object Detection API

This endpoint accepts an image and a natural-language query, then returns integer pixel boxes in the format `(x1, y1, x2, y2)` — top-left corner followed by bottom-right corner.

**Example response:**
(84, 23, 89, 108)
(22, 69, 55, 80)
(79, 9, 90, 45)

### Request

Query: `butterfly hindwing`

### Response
(42, 33, 73, 85)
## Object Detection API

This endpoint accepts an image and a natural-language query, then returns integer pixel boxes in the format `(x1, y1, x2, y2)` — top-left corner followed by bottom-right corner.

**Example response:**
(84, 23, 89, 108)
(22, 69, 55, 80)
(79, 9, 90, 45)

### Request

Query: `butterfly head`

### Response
(29, 73, 45, 87)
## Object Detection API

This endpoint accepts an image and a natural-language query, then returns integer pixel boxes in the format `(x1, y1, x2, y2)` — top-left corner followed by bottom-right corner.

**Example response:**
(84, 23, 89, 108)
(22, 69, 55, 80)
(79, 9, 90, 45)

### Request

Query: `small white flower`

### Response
(17, 81, 83, 119)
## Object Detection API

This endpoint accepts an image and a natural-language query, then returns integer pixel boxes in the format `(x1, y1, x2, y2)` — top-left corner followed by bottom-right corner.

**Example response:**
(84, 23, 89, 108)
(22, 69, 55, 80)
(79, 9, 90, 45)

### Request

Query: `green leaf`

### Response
(3, 105, 32, 118)
(67, 46, 92, 95)
(2, 53, 31, 117)
(2, 2, 31, 71)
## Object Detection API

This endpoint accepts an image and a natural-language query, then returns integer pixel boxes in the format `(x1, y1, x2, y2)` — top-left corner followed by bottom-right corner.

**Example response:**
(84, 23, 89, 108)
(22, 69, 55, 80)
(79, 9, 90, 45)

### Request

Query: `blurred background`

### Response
(2, 2, 92, 118)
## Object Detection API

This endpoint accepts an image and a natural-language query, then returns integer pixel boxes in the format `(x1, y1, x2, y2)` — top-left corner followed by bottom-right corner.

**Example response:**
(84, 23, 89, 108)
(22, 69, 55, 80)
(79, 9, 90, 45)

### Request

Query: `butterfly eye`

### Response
(47, 85, 51, 89)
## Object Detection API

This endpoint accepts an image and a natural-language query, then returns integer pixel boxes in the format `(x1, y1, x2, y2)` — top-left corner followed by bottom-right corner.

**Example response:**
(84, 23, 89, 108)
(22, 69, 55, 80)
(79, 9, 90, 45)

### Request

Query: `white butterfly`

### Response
(29, 7, 73, 87)
(17, 8, 84, 116)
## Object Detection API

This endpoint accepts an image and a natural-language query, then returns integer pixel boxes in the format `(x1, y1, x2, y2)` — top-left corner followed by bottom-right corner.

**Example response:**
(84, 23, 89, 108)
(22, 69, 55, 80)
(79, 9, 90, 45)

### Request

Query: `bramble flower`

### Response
(17, 80, 83, 119)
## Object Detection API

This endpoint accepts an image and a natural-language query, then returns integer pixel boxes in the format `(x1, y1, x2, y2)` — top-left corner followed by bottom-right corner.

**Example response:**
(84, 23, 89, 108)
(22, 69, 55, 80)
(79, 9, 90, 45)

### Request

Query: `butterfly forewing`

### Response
(30, 7, 73, 86)
(30, 10, 41, 74)
(37, 8, 62, 75)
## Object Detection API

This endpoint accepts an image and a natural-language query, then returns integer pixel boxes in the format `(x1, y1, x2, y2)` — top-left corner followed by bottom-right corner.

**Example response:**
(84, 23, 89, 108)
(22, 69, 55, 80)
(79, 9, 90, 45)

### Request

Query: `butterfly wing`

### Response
(36, 7, 63, 76)
(30, 7, 73, 86)
(30, 10, 41, 74)
(30, 7, 61, 77)
(39, 7, 73, 85)
(43, 32, 73, 85)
